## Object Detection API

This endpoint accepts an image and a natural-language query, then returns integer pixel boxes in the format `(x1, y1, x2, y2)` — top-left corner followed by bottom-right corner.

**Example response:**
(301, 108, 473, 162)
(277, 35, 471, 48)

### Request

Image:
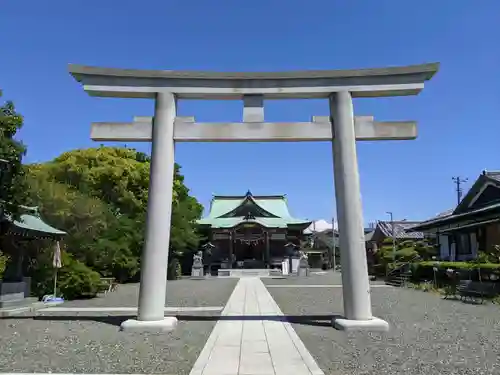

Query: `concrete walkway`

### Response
(190, 277, 324, 375)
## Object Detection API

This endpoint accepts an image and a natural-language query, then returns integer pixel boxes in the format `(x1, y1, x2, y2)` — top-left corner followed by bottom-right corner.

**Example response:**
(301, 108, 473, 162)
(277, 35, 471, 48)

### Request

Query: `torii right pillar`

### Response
(329, 91, 387, 331)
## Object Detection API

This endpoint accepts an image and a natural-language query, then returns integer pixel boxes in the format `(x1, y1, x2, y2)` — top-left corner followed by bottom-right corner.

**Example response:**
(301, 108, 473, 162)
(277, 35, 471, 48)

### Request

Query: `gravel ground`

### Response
(268, 285, 500, 375)
(61, 277, 238, 308)
(263, 270, 385, 286)
(0, 278, 237, 374)
(0, 311, 216, 374)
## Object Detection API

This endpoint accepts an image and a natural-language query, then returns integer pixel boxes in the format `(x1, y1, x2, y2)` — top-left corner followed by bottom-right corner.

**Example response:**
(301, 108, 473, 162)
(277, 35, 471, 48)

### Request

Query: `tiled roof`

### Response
(433, 209, 454, 219)
(377, 221, 424, 239)
(5, 206, 66, 238)
(197, 192, 310, 228)
(365, 230, 375, 241)
(197, 217, 308, 228)
(485, 170, 500, 183)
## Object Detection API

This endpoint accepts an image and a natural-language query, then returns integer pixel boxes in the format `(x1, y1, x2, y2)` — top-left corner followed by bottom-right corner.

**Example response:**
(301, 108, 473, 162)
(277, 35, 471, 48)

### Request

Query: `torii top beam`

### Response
(68, 63, 439, 100)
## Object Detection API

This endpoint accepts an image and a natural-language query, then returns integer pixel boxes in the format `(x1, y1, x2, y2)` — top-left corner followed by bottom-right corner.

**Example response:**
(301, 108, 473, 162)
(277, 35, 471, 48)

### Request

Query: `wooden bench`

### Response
(98, 278, 118, 294)
(457, 280, 500, 303)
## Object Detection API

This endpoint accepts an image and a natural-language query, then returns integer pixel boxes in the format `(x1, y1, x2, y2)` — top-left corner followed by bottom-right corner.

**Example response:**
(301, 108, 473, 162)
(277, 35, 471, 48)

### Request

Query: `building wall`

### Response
(436, 222, 500, 261)
(485, 222, 500, 251)
(439, 231, 479, 261)
(438, 235, 448, 259)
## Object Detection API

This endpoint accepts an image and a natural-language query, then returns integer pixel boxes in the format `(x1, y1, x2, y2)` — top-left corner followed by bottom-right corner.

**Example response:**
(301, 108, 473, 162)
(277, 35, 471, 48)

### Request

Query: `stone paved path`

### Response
(190, 277, 324, 375)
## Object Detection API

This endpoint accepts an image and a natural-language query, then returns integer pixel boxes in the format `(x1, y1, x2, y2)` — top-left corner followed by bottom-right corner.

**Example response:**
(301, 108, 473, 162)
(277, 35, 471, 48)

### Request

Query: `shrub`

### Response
(375, 238, 436, 266)
(57, 258, 102, 299)
(410, 261, 500, 285)
(167, 258, 182, 280)
(418, 261, 500, 270)
(29, 246, 102, 300)
(0, 250, 9, 279)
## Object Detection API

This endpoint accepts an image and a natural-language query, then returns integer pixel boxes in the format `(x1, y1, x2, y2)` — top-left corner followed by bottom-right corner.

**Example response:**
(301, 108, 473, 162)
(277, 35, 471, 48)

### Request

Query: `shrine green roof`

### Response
(4, 206, 66, 238)
(197, 191, 310, 229)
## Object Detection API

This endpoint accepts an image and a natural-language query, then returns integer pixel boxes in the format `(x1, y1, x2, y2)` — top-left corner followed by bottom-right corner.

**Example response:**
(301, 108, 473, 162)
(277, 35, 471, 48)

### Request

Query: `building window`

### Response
(439, 235, 450, 260)
(457, 233, 471, 256)
(477, 227, 486, 251)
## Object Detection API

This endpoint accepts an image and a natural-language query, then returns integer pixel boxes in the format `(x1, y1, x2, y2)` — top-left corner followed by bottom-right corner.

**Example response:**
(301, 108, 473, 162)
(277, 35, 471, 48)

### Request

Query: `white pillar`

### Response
(120, 92, 178, 332)
(330, 91, 389, 331)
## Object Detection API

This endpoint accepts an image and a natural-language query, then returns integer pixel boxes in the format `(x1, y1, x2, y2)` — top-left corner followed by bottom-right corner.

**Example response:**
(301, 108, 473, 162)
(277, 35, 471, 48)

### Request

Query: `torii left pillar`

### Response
(120, 92, 178, 332)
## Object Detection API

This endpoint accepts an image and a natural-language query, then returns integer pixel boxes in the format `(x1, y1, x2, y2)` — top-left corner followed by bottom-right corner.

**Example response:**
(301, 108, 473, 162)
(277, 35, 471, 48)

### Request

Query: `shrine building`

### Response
(197, 191, 311, 269)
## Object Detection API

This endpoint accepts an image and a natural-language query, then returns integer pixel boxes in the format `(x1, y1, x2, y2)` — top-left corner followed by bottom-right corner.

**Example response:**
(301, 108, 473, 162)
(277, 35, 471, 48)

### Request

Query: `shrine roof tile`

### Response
(198, 193, 310, 228)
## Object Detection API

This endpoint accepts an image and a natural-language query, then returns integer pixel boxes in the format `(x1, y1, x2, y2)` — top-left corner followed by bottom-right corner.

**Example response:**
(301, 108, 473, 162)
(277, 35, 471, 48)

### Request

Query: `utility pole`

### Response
(386, 211, 396, 261)
(452, 176, 468, 205)
(331, 217, 336, 271)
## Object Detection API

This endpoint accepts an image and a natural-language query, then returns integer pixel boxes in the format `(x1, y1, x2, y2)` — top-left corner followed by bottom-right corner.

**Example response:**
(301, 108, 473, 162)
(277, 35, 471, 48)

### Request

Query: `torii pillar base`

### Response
(332, 316, 389, 332)
(120, 317, 178, 333)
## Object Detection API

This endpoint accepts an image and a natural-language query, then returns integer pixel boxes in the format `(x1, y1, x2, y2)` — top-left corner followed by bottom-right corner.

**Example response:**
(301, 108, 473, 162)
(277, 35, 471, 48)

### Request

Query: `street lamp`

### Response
(386, 211, 396, 261)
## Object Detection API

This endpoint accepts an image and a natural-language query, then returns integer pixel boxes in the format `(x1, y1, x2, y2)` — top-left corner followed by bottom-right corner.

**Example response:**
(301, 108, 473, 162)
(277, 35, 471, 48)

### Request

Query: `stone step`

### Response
(0, 296, 38, 309)
(0, 298, 50, 317)
(218, 269, 274, 278)
(385, 275, 410, 287)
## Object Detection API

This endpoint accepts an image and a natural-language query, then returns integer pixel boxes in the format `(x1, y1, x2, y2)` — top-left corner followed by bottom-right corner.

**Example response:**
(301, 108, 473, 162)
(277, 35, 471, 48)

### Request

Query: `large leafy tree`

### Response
(41, 147, 151, 218)
(0, 93, 28, 220)
(24, 170, 143, 291)
(27, 146, 203, 271)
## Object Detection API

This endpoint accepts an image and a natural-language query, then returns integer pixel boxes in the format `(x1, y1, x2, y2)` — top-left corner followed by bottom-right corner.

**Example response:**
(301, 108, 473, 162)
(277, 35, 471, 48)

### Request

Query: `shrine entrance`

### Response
(233, 223, 267, 268)
(69, 62, 439, 332)
(233, 243, 264, 266)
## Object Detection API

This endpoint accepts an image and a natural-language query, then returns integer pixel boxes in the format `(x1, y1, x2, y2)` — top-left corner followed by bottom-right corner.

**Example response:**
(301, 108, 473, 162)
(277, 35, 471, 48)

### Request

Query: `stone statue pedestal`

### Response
(191, 251, 205, 279)
(290, 256, 300, 275)
(298, 257, 310, 277)
(191, 266, 204, 279)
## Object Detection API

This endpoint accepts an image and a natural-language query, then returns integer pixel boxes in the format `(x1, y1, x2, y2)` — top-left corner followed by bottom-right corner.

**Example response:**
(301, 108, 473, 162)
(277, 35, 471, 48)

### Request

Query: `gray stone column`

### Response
(330, 91, 388, 331)
(120, 92, 178, 332)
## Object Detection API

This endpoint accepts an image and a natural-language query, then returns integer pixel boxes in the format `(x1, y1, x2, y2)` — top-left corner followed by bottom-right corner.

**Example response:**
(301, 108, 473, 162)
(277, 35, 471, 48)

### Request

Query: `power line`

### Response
(452, 176, 468, 205)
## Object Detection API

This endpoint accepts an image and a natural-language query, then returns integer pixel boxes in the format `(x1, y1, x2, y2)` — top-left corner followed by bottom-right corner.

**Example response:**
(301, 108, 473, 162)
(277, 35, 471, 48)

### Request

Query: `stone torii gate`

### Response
(69, 62, 439, 332)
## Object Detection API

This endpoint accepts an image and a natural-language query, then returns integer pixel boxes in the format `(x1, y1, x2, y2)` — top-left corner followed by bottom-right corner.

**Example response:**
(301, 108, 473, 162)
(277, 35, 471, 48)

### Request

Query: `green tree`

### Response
(0, 93, 28, 220)
(27, 245, 101, 300)
(476, 244, 500, 264)
(23, 173, 144, 295)
(413, 239, 438, 260)
(38, 147, 151, 218)
(25, 170, 115, 262)
(0, 250, 9, 278)
(36, 147, 203, 256)
(92, 214, 142, 282)
(376, 238, 436, 266)
(26, 146, 203, 283)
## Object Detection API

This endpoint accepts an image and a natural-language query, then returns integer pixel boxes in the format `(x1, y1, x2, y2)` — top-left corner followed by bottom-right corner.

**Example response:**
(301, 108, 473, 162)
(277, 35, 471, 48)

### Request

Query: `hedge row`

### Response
(416, 261, 500, 270)
(410, 261, 500, 285)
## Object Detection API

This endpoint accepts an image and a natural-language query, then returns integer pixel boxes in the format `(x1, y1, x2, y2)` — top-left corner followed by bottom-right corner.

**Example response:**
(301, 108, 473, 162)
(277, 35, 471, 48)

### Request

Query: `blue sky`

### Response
(1, 0, 499, 224)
